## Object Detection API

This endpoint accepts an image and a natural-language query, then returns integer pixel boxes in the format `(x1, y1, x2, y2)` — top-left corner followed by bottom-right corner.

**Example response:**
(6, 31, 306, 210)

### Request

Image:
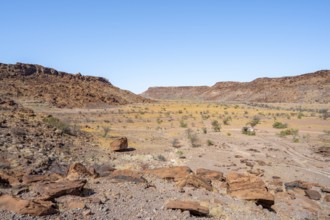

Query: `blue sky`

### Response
(1, 0, 329, 93)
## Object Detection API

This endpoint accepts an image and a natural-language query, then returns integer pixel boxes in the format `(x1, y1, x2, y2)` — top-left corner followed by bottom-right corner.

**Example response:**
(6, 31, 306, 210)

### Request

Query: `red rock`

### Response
(110, 169, 146, 184)
(0, 194, 57, 216)
(110, 137, 128, 151)
(195, 168, 224, 181)
(177, 174, 213, 191)
(22, 173, 63, 184)
(305, 190, 321, 200)
(226, 172, 274, 208)
(324, 195, 330, 202)
(0, 171, 20, 187)
(144, 166, 192, 181)
(32, 179, 86, 200)
(166, 200, 209, 216)
(66, 163, 97, 180)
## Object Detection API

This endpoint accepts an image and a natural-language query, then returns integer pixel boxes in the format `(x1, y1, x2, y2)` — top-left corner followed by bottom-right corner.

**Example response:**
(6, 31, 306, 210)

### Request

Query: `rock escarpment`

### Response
(0, 62, 150, 108)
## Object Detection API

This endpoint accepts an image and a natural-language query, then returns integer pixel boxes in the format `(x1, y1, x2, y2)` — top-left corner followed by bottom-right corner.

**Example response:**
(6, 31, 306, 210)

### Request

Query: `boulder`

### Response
(32, 179, 86, 200)
(195, 168, 224, 181)
(177, 173, 213, 191)
(305, 190, 321, 200)
(166, 200, 209, 216)
(66, 163, 97, 180)
(226, 172, 274, 208)
(110, 137, 128, 151)
(144, 166, 192, 181)
(0, 194, 57, 216)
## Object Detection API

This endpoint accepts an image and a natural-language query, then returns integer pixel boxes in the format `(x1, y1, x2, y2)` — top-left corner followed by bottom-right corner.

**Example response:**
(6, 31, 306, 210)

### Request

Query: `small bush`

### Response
(180, 120, 188, 128)
(207, 139, 214, 146)
(155, 154, 166, 161)
(212, 120, 221, 132)
(272, 122, 288, 129)
(279, 128, 299, 137)
(102, 127, 111, 137)
(186, 129, 200, 148)
(202, 127, 207, 134)
(172, 138, 182, 148)
(249, 115, 260, 127)
(43, 115, 74, 135)
(223, 116, 232, 125)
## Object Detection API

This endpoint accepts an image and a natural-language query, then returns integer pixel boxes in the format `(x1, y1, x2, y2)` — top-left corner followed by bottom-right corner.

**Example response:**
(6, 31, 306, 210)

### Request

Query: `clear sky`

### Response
(1, 0, 329, 93)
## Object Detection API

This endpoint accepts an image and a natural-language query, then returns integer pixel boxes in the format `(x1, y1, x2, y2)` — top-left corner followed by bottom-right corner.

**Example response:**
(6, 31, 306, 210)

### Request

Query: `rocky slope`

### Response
(0, 62, 150, 108)
(142, 70, 330, 103)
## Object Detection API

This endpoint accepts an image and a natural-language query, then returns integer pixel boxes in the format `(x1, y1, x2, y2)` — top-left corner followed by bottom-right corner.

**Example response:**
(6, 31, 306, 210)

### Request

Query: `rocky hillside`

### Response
(142, 70, 330, 103)
(0, 62, 150, 108)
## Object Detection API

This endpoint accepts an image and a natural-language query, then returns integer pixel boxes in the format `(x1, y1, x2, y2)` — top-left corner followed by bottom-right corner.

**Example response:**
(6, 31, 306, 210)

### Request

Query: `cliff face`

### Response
(0, 63, 150, 108)
(141, 70, 330, 103)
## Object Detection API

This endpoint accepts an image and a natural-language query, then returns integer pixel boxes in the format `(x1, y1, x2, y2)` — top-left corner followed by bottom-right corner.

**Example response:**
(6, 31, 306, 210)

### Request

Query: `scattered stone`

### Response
(305, 190, 321, 200)
(0, 194, 57, 216)
(166, 200, 209, 216)
(110, 137, 128, 151)
(226, 172, 274, 208)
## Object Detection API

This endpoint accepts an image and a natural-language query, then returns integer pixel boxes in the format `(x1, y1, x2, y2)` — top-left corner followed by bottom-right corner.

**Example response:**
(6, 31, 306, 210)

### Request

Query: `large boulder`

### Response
(110, 137, 128, 151)
(0, 194, 57, 216)
(166, 200, 209, 216)
(226, 172, 274, 208)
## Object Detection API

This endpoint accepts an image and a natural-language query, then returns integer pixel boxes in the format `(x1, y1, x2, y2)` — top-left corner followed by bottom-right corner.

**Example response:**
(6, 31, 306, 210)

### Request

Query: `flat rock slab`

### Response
(177, 173, 213, 191)
(305, 190, 321, 200)
(32, 179, 86, 200)
(144, 166, 192, 181)
(0, 194, 57, 216)
(110, 169, 146, 184)
(226, 172, 274, 208)
(195, 168, 224, 181)
(166, 200, 209, 216)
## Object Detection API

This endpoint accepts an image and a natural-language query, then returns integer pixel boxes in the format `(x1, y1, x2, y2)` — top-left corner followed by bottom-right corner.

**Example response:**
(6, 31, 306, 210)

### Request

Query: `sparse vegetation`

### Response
(272, 121, 288, 129)
(43, 115, 75, 135)
(241, 126, 256, 136)
(211, 120, 221, 132)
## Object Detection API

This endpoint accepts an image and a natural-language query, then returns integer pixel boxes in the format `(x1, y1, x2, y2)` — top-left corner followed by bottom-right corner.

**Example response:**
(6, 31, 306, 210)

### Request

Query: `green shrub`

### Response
(43, 115, 74, 135)
(207, 139, 214, 146)
(279, 128, 299, 137)
(272, 122, 288, 129)
(180, 120, 188, 128)
(249, 115, 260, 127)
(212, 120, 221, 132)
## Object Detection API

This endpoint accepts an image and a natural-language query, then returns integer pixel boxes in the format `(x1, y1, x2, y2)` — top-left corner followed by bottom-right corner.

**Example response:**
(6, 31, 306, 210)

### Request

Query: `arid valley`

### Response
(0, 63, 329, 219)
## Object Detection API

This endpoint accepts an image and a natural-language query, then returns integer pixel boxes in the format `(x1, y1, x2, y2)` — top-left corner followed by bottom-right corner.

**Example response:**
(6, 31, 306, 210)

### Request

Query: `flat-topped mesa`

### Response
(0, 62, 150, 108)
(141, 70, 330, 103)
(0, 62, 111, 84)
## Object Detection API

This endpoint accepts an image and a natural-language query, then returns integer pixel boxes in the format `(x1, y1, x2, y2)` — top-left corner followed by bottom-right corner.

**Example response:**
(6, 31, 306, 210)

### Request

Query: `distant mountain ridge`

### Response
(0, 62, 150, 108)
(141, 70, 330, 103)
